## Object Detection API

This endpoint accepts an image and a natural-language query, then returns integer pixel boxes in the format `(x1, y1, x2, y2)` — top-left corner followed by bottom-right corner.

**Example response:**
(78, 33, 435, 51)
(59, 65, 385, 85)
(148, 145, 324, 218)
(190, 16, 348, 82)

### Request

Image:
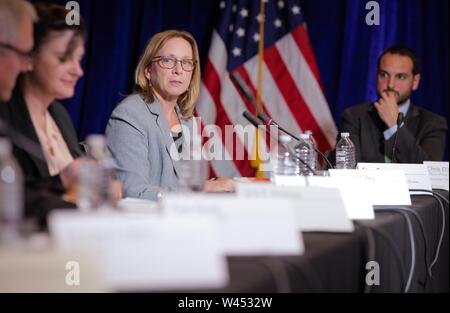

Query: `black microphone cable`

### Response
(409, 189, 448, 276)
(375, 206, 431, 290)
(373, 188, 448, 289)
(391, 112, 404, 163)
(354, 221, 406, 292)
(255, 258, 292, 293)
(362, 226, 376, 293)
(410, 189, 449, 205)
(278, 257, 325, 292)
(373, 207, 429, 292)
(360, 210, 415, 293)
(399, 210, 415, 292)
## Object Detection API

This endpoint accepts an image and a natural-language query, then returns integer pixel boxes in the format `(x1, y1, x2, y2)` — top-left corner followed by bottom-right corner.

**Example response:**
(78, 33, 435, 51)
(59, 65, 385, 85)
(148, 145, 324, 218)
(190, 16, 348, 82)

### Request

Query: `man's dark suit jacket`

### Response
(340, 102, 448, 164)
(0, 84, 82, 229)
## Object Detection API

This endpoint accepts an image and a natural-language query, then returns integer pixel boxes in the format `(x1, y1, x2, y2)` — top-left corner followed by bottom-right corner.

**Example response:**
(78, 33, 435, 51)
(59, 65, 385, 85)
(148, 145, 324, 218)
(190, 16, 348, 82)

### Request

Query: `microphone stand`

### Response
(230, 72, 333, 170)
(391, 112, 405, 163)
(256, 112, 333, 170)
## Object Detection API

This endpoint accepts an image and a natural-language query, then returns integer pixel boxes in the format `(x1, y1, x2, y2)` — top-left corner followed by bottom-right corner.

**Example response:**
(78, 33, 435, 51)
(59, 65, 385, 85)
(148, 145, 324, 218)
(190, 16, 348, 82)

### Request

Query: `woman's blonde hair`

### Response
(134, 30, 201, 119)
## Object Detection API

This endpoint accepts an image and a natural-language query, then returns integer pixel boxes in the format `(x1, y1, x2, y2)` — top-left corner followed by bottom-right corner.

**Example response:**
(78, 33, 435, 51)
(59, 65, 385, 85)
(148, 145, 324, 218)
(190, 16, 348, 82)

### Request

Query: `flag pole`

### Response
(251, 0, 265, 177)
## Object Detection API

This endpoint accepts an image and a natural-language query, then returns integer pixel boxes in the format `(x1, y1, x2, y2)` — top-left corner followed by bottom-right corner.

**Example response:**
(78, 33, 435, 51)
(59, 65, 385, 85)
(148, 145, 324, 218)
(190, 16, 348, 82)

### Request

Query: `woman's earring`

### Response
(149, 79, 152, 87)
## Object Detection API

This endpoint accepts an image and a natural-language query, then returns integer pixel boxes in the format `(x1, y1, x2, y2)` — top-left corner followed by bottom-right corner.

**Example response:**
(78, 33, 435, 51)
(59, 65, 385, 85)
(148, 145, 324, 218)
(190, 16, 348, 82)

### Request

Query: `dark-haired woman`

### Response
(1, 4, 92, 227)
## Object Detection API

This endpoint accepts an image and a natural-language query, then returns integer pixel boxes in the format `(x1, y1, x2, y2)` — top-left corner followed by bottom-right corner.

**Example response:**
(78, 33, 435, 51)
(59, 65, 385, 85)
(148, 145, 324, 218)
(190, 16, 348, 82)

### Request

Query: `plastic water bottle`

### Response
(304, 130, 318, 171)
(335, 132, 356, 169)
(294, 134, 314, 176)
(77, 135, 116, 211)
(271, 134, 297, 181)
(0, 138, 24, 244)
(77, 157, 100, 211)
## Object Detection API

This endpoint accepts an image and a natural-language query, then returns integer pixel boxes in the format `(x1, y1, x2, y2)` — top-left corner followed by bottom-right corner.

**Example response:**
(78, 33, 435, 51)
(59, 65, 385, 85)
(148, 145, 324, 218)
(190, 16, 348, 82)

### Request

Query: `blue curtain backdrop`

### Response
(32, 0, 449, 158)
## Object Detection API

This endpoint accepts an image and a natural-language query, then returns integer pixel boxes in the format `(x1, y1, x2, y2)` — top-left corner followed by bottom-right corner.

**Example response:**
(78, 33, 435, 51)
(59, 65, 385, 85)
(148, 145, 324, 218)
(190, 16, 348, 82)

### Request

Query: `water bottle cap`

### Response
(86, 134, 106, 148)
(300, 134, 310, 140)
(0, 137, 12, 155)
(341, 132, 350, 138)
(279, 134, 291, 143)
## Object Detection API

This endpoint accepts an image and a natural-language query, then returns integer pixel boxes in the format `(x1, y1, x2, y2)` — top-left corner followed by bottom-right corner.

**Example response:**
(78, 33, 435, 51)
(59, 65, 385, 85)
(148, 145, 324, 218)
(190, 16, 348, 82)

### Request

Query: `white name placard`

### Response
(261, 176, 374, 220)
(49, 211, 228, 292)
(236, 183, 354, 232)
(117, 197, 159, 213)
(424, 161, 449, 191)
(0, 246, 105, 292)
(329, 169, 412, 206)
(357, 163, 432, 193)
(162, 195, 303, 256)
(307, 177, 374, 220)
(271, 175, 308, 187)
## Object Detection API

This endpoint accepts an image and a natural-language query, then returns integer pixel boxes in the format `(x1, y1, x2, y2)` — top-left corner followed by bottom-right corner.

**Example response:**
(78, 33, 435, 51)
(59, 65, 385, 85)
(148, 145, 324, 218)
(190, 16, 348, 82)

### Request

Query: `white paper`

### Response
(330, 169, 412, 206)
(236, 183, 354, 232)
(423, 161, 449, 191)
(48, 211, 228, 291)
(357, 163, 432, 193)
(162, 195, 304, 256)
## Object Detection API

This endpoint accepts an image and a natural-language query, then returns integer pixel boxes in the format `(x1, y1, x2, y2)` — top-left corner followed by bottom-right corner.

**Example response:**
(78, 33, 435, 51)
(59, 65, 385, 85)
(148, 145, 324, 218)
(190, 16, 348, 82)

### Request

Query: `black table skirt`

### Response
(210, 190, 449, 293)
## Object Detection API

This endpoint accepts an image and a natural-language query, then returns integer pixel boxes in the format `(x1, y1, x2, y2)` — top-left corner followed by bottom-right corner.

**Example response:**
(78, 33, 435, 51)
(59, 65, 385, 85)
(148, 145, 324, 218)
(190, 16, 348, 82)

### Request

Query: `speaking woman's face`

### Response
(29, 30, 84, 100)
(146, 37, 194, 103)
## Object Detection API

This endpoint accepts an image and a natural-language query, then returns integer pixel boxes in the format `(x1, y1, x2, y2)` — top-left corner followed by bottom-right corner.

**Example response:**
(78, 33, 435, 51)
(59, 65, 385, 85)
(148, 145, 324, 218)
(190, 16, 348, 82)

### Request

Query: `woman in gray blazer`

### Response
(106, 30, 233, 200)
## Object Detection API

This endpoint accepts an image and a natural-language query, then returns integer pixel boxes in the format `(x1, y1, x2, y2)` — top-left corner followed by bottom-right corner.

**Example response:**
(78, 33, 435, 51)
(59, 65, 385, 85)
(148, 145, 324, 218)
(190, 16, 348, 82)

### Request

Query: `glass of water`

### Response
(177, 158, 209, 192)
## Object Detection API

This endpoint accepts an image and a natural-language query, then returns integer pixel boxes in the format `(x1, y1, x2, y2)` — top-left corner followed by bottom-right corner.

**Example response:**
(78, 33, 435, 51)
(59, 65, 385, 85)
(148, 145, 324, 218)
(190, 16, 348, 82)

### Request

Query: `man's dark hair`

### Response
(377, 45, 420, 75)
(33, 3, 85, 55)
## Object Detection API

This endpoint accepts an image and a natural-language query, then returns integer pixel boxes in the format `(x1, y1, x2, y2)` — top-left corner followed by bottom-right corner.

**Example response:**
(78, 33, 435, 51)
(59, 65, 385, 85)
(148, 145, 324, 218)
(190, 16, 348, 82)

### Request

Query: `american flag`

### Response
(197, 0, 337, 178)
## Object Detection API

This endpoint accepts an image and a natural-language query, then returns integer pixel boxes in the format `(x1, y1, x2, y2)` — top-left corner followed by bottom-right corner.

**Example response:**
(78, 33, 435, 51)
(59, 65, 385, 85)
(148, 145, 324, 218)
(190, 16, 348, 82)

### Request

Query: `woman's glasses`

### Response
(152, 55, 196, 72)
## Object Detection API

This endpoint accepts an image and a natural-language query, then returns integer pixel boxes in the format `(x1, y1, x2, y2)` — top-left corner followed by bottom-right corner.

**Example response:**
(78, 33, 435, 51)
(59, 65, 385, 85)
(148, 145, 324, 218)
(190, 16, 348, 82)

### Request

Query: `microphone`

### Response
(242, 110, 262, 129)
(391, 112, 404, 163)
(230, 72, 256, 106)
(230, 72, 274, 126)
(397, 112, 405, 125)
(231, 72, 333, 169)
(242, 110, 317, 175)
(256, 112, 333, 169)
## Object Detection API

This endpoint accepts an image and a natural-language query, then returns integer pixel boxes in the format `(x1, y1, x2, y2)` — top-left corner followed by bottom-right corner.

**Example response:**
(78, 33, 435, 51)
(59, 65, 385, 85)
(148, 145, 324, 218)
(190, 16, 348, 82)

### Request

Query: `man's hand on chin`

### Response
(374, 90, 399, 128)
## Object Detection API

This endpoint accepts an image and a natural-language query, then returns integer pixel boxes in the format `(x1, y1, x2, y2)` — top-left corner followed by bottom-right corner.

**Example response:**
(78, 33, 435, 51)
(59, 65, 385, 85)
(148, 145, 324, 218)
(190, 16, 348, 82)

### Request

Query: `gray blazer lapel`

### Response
(175, 105, 195, 153)
(367, 105, 387, 161)
(147, 101, 183, 176)
(404, 104, 420, 136)
(174, 106, 196, 175)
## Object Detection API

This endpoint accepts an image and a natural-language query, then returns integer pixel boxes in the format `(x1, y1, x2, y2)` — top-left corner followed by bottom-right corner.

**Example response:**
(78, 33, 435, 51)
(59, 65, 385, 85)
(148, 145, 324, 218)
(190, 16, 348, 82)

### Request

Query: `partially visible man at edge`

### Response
(0, 0, 78, 230)
(0, 0, 35, 104)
